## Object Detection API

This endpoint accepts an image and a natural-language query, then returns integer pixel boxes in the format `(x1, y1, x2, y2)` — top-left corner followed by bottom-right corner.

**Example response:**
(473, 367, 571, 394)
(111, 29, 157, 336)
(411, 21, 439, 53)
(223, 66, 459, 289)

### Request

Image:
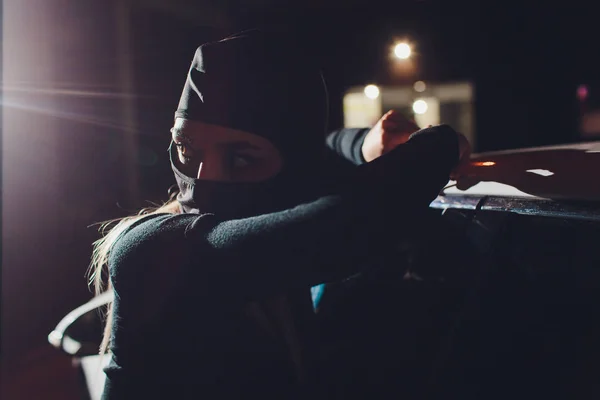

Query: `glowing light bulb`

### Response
(412, 99, 428, 114)
(364, 84, 380, 99)
(394, 42, 411, 59)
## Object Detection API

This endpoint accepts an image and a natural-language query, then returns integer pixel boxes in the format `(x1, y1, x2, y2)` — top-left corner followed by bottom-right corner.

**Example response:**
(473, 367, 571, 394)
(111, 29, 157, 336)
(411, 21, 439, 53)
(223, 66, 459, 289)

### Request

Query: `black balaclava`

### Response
(170, 30, 329, 219)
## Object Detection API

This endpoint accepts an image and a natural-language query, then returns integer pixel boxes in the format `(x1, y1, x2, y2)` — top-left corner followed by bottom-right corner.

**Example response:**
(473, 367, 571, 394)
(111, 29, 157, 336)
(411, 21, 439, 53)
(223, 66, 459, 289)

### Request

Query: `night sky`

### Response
(3, 0, 600, 373)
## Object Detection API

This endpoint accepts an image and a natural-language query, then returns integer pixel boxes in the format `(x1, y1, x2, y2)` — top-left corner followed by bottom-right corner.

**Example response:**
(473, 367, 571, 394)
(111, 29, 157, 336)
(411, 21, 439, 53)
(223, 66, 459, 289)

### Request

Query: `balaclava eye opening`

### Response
(171, 30, 330, 219)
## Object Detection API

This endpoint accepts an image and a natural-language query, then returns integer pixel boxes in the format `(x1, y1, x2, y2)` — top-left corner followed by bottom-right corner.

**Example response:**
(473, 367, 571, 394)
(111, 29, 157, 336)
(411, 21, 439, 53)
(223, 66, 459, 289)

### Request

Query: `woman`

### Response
(90, 31, 469, 399)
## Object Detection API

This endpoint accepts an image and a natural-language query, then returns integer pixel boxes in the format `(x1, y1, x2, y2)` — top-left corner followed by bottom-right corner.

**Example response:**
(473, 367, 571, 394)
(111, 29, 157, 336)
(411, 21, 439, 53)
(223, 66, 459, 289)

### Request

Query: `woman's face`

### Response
(171, 118, 283, 182)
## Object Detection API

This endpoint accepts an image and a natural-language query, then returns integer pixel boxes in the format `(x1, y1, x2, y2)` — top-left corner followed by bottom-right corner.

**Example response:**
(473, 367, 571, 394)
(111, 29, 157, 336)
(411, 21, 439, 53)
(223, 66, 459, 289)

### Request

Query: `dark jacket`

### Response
(102, 126, 460, 399)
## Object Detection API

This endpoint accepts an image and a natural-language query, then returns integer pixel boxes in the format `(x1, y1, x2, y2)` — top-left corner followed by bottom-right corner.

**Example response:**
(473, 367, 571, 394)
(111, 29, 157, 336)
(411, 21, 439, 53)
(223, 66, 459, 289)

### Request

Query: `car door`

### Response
(427, 201, 600, 400)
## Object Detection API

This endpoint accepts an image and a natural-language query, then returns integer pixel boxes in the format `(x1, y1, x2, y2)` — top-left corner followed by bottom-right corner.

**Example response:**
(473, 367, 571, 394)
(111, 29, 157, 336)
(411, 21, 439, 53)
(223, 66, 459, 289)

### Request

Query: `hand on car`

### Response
(361, 110, 421, 162)
(362, 110, 472, 180)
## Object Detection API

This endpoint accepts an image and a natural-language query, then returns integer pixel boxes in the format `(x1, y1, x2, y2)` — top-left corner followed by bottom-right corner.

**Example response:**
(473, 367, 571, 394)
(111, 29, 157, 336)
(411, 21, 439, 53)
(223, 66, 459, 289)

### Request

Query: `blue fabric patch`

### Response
(310, 284, 326, 310)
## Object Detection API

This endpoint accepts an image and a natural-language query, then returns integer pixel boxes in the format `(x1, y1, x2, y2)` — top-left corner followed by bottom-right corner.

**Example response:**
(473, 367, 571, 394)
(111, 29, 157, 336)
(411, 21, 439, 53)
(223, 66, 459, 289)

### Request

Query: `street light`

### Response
(394, 42, 411, 60)
(412, 99, 428, 114)
(364, 84, 380, 100)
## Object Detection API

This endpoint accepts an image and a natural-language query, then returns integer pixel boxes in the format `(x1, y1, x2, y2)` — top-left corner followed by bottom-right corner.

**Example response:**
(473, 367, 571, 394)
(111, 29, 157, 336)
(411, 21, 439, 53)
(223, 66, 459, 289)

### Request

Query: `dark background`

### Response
(2, 0, 600, 396)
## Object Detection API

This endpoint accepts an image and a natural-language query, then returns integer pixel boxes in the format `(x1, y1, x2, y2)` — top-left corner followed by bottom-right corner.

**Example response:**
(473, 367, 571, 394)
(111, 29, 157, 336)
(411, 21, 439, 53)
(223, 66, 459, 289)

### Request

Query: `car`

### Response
(423, 140, 600, 399)
(311, 140, 600, 399)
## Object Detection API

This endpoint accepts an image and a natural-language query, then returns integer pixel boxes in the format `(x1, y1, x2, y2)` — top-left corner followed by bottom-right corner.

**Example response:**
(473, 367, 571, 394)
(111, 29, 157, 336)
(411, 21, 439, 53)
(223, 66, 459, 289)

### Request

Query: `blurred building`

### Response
(343, 81, 476, 149)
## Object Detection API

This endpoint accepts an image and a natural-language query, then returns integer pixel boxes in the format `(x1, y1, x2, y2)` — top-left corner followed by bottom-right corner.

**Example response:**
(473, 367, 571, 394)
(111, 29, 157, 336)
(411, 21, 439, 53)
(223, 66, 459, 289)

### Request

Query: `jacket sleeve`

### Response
(325, 128, 370, 166)
(109, 125, 459, 302)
